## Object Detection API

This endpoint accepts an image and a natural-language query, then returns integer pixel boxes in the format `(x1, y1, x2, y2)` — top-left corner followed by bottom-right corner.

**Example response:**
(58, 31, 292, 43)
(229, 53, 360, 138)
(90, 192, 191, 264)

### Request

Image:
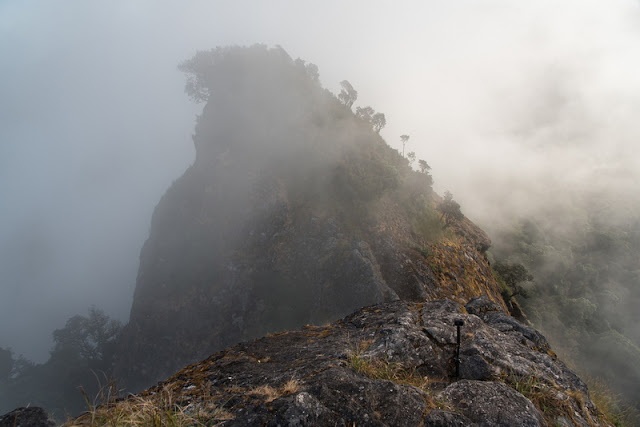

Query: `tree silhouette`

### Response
(419, 159, 431, 174)
(355, 106, 374, 122)
(338, 80, 358, 108)
(305, 63, 319, 82)
(355, 107, 386, 133)
(407, 151, 416, 167)
(50, 307, 121, 365)
(400, 135, 409, 157)
(493, 261, 533, 298)
(294, 58, 319, 82)
(438, 191, 464, 226)
(0, 307, 123, 418)
(372, 112, 386, 133)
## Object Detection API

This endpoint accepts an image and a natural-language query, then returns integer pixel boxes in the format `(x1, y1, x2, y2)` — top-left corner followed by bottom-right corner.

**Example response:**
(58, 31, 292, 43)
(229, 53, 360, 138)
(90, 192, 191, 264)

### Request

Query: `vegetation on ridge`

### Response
(0, 308, 122, 420)
(488, 199, 640, 414)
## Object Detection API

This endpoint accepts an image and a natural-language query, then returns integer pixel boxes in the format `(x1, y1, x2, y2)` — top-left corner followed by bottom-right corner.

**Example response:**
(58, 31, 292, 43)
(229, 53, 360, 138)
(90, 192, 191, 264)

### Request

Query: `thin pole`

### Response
(454, 319, 464, 380)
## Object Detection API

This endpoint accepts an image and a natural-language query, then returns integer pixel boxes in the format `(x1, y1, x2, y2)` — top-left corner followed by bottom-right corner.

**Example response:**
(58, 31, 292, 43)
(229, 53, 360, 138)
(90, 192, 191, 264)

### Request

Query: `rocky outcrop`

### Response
(82, 298, 608, 426)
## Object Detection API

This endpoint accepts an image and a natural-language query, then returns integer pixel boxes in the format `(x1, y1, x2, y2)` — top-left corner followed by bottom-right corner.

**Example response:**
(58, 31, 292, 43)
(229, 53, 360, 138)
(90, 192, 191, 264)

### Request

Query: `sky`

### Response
(1, 0, 640, 361)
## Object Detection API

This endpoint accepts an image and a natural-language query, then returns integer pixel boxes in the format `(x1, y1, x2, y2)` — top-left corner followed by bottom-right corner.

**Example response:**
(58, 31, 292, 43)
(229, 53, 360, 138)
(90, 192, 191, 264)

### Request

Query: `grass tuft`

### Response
(281, 378, 301, 395)
(346, 348, 449, 412)
(248, 378, 302, 403)
(66, 383, 233, 426)
(583, 376, 640, 426)
(499, 372, 604, 427)
(248, 385, 280, 403)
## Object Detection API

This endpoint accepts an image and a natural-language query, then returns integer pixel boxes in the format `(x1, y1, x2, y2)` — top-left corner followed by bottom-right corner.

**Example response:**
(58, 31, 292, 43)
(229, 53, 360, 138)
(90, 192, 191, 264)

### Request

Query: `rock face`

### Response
(115, 45, 507, 390)
(76, 298, 608, 426)
(435, 380, 544, 426)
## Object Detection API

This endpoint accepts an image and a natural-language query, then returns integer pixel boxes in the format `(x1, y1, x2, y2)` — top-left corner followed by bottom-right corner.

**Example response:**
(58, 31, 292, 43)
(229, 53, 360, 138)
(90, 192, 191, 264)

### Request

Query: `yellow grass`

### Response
(282, 379, 301, 395)
(66, 385, 232, 426)
(247, 385, 280, 403)
(248, 378, 302, 403)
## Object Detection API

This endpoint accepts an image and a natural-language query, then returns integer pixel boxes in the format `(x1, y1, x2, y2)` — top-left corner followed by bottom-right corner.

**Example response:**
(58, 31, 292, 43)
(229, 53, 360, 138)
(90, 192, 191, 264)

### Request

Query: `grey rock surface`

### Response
(438, 380, 544, 426)
(79, 299, 607, 426)
(424, 410, 476, 427)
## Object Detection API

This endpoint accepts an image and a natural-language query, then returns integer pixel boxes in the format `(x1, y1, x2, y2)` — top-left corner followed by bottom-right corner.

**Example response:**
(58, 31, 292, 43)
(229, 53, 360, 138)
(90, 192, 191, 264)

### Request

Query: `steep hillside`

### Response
(114, 45, 506, 391)
(488, 194, 640, 410)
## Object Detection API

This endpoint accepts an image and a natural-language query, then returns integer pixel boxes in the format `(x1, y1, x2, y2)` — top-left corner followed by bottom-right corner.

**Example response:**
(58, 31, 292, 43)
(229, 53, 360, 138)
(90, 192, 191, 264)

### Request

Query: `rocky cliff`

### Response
(71, 297, 610, 426)
(114, 45, 507, 391)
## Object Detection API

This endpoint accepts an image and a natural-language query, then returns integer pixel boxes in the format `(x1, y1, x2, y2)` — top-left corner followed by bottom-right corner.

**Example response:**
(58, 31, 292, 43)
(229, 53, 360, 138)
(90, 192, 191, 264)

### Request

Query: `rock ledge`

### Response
(71, 298, 607, 426)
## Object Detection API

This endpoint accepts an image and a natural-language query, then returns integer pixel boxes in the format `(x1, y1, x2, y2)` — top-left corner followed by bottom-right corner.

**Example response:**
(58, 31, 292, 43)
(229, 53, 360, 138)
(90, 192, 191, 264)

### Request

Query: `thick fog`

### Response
(2, 0, 639, 362)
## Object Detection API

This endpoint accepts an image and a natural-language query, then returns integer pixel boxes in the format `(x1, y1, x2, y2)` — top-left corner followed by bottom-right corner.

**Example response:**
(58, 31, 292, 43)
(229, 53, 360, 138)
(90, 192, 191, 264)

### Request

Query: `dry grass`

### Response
(508, 375, 565, 418)
(282, 378, 301, 395)
(499, 372, 604, 427)
(248, 378, 302, 403)
(349, 338, 374, 355)
(348, 353, 434, 390)
(346, 350, 450, 412)
(68, 374, 304, 426)
(346, 339, 438, 390)
(583, 376, 640, 426)
(538, 336, 638, 426)
(224, 386, 245, 394)
(248, 385, 280, 403)
(66, 384, 233, 426)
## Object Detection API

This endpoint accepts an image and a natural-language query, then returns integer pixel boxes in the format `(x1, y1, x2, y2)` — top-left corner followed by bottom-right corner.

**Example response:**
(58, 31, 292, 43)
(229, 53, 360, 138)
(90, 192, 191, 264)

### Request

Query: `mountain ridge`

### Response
(113, 45, 508, 392)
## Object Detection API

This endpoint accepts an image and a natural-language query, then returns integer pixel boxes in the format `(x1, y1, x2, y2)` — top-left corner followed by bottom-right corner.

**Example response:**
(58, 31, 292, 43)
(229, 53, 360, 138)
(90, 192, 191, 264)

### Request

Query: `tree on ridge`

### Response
(338, 80, 358, 108)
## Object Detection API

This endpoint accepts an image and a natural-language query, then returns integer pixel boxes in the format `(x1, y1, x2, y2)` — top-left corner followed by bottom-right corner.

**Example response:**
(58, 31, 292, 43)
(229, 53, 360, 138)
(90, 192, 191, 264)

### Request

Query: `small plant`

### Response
(78, 371, 122, 417)
(247, 378, 302, 404)
(281, 378, 301, 395)
(248, 385, 280, 403)
(428, 261, 443, 275)
(498, 372, 601, 426)
(348, 353, 433, 389)
(438, 191, 464, 227)
(414, 246, 430, 258)
(509, 375, 558, 415)
(346, 349, 450, 414)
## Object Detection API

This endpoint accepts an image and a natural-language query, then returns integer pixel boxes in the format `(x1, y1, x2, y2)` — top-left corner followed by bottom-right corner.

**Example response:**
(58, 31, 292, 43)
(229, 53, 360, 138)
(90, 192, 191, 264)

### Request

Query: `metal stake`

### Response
(454, 319, 464, 380)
